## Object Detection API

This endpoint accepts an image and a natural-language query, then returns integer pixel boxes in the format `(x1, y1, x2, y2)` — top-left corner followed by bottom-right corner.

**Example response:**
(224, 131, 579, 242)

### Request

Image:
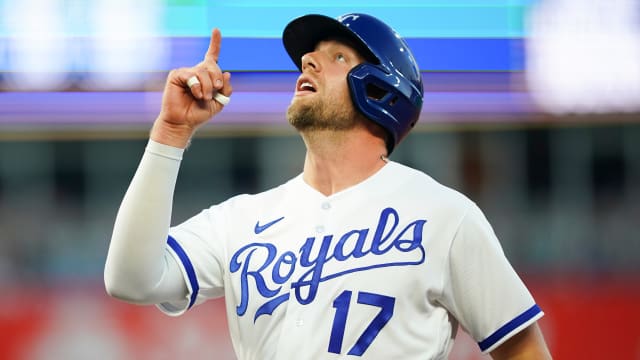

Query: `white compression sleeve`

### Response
(104, 139, 189, 305)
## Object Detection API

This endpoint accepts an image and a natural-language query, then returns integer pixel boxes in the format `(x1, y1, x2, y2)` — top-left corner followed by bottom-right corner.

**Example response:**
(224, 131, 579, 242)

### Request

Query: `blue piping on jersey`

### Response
(478, 304, 542, 352)
(167, 235, 199, 310)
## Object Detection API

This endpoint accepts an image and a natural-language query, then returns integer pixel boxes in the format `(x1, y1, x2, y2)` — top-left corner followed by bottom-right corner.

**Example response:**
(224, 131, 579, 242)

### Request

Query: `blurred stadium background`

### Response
(1, 1, 639, 359)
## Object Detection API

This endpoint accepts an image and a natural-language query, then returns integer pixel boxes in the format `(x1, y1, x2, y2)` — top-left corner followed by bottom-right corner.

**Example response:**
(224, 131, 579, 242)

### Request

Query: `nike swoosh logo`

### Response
(254, 216, 285, 234)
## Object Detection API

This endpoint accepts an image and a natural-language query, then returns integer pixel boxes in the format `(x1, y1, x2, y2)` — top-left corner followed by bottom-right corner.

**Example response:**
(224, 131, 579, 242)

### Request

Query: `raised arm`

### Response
(103, 29, 232, 305)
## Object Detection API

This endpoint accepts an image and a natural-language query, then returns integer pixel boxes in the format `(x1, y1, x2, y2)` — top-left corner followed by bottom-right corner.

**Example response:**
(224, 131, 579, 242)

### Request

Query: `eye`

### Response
(335, 53, 346, 62)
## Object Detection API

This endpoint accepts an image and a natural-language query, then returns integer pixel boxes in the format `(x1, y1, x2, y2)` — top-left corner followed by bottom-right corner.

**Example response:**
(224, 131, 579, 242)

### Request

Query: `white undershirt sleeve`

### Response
(103, 139, 190, 307)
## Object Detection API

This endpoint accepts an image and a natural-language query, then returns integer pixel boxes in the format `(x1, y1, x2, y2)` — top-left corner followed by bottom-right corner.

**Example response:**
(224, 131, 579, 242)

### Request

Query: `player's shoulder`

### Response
(212, 173, 303, 212)
(387, 161, 473, 208)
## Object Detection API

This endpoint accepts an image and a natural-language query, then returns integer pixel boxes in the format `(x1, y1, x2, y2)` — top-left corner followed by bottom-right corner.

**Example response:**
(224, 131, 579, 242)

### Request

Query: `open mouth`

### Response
(296, 77, 317, 94)
(299, 82, 316, 92)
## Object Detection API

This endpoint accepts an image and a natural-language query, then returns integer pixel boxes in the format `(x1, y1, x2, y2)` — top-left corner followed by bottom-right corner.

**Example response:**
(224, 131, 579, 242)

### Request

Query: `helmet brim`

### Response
(282, 14, 378, 71)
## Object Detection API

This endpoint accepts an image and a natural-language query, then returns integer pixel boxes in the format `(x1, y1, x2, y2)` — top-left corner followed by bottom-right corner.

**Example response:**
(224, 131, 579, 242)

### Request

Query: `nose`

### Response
(301, 52, 321, 72)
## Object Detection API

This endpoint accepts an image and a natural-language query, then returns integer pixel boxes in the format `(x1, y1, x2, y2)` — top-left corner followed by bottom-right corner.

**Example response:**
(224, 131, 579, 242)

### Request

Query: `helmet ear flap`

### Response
(347, 63, 422, 153)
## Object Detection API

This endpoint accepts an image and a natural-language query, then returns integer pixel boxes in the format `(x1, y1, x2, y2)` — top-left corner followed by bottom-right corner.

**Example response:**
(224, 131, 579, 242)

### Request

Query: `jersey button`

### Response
(315, 225, 325, 234)
(321, 202, 331, 210)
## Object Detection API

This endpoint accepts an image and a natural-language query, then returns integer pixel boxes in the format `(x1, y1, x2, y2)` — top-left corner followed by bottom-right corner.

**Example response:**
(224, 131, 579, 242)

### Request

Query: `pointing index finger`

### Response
(205, 28, 222, 63)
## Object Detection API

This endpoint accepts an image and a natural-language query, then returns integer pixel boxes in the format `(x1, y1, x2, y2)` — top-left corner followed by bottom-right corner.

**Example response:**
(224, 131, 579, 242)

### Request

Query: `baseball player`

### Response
(104, 13, 551, 359)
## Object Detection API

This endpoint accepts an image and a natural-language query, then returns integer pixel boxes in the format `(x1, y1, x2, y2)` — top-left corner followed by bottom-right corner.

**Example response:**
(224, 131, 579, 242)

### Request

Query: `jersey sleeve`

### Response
(440, 202, 543, 353)
(157, 205, 228, 316)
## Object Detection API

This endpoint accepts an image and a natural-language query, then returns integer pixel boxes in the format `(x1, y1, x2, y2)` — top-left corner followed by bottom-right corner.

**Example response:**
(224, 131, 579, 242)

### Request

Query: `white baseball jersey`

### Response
(160, 161, 543, 359)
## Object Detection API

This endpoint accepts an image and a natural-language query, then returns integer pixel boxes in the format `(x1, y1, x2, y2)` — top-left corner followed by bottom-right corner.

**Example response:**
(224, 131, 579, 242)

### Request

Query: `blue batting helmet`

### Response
(283, 13, 424, 154)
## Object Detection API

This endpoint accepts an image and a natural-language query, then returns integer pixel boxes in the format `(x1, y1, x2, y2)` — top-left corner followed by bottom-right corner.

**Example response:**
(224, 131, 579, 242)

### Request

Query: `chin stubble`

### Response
(286, 98, 358, 132)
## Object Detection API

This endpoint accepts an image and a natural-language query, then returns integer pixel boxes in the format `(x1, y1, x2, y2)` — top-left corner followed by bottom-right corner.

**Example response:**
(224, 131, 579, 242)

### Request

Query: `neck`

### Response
(300, 125, 388, 196)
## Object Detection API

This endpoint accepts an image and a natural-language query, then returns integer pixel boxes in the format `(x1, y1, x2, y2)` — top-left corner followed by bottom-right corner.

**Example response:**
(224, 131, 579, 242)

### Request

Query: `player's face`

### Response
(287, 39, 366, 131)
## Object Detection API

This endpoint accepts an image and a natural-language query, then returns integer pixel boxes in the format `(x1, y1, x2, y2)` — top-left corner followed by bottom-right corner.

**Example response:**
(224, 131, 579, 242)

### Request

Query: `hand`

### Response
(151, 28, 233, 148)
